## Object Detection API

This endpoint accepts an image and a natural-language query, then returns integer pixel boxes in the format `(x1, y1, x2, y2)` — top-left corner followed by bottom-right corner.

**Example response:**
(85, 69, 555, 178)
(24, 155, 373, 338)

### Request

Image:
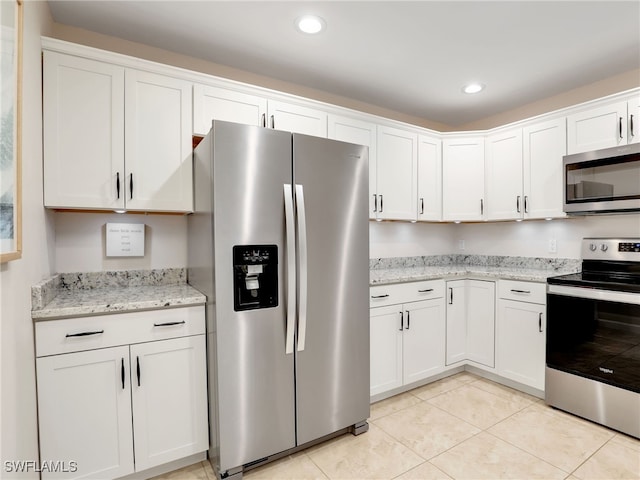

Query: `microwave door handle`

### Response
(284, 185, 296, 355)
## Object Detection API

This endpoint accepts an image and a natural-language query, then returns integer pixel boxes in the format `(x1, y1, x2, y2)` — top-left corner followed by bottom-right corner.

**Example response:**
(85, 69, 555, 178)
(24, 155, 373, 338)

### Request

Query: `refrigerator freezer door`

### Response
(293, 134, 370, 445)
(211, 122, 296, 472)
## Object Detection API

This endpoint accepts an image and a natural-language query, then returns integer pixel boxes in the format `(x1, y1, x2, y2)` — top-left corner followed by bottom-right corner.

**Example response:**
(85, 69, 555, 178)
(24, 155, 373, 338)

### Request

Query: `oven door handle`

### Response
(547, 284, 640, 305)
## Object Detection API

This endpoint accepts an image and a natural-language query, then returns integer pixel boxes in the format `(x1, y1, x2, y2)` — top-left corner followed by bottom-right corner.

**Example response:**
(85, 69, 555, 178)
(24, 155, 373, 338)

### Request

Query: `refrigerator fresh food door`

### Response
(293, 134, 370, 445)
(211, 121, 296, 471)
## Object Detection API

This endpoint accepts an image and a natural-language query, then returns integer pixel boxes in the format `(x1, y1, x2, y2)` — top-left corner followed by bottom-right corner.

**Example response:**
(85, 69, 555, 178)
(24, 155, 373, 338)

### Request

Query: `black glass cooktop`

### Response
(548, 266, 640, 294)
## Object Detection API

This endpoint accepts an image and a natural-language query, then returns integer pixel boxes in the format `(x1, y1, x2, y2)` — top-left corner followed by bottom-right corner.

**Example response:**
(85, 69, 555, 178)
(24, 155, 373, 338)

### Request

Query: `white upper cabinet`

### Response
(125, 70, 193, 212)
(629, 96, 640, 145)
(267, 100, 327, 137)
(43, 50, 193, 212)
(43, 51, 125, 210)
(328, 114, 377, 219)
(485, 128, 523, 220)
(376, 126, 418, 221)
(442, 136, 485, 221)
(193, 84, 267, 133)
(417, 134, 442, 221)
(567, 99, 631, 154)
(523, 117, 567, 219)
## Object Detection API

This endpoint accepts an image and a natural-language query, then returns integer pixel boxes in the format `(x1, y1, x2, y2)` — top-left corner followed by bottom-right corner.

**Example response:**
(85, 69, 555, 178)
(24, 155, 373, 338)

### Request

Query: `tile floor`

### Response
(153, 372, 640, 480)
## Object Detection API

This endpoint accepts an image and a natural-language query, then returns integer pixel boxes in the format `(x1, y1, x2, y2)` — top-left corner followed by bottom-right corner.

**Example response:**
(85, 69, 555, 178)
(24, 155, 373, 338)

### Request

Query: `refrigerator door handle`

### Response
(284, 184, 296, 355)
(295, 184, 308, 352)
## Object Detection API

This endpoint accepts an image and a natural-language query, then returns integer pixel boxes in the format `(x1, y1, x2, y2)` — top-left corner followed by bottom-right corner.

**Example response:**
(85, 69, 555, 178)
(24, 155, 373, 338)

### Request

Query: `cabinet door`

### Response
(193, 84, 267, 134)
(629, 96, 640, 145)
(485, 129, 523, 220)
(466, 280, 496, 368)
(523, 117, 567, 219)
(417, 134, 442, 221)
(567, 101, 628, 154)
(130, 335, 208, 471)
(370, 305, 403, 396)
(445, 280, 466, 365)
(403, 298, 445, 384)
(125, 70, 193, 212)
(442, 137, 485, 221)
(36, 347, 134, 480)
(497, 299, 545, 390)
(328, 114, 377, 219)
(267, 100, 327, 137)
(376, 126, 418, 221)
(43, 51, 125, 210)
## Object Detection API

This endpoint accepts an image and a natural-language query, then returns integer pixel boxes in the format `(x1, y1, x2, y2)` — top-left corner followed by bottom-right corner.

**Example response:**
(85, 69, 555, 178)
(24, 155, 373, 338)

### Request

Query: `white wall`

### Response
(53, 212, 187, 272)
(370, 221, 455, 258)
(0, 1, 54, 476)
(453, 214, 640, 258)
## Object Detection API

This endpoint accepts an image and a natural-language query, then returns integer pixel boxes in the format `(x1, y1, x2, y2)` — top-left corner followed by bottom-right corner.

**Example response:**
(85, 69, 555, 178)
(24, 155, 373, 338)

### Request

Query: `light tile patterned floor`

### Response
(153, 373, 640, 480)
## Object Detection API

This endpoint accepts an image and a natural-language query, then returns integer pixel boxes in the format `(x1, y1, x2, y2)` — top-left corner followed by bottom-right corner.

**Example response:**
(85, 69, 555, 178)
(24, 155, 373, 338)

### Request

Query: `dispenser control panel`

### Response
(233, 245, 278, 311)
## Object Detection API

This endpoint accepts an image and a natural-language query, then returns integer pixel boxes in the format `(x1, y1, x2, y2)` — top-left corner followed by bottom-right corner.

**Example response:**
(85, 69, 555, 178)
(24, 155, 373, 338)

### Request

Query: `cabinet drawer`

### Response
(35, 306, 205, 357)
(498, 280, 546, 304)
(370, 279, 444, 307)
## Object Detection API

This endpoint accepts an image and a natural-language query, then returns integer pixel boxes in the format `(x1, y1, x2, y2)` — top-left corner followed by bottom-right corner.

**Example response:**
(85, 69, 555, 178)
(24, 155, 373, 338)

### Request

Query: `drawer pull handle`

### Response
(418, 288, 434, 293)
(510, 289, 531, 294)
(65, 330, 104, 338)
(121, 358, 125, 390)
(136, 356, 141, 387)
(153, 321, 186, 327)
(371, 294, 389, 299)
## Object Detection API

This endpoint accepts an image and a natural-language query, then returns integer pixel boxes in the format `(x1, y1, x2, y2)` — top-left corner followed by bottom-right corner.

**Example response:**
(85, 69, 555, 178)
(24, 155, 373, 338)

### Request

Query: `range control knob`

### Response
(601, 244, 609, 252)
(589, 243, 597, 252)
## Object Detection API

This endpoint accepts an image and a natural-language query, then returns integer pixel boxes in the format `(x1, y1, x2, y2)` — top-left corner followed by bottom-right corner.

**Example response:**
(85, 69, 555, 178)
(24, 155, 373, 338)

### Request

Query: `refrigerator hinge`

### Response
(220, 466, 243, 480)
(351, 420, 369, 436)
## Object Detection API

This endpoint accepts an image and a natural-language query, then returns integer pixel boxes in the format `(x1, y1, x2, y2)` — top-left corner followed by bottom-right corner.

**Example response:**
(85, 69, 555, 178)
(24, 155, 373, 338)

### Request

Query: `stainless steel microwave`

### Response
(563, 143, 640, 214)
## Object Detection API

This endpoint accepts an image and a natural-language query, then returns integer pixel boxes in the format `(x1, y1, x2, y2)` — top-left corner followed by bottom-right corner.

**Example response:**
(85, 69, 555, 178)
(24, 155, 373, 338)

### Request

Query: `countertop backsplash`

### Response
(370, 255, 581, 272)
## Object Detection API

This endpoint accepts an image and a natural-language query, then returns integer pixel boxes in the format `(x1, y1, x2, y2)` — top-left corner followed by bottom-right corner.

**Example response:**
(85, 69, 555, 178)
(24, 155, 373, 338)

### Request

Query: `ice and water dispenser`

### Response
(233, 245, 278, 311)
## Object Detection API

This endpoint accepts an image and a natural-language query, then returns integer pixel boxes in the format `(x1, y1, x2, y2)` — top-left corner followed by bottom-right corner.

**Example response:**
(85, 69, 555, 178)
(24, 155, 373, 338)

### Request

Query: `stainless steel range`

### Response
(546, 238, 640, 438)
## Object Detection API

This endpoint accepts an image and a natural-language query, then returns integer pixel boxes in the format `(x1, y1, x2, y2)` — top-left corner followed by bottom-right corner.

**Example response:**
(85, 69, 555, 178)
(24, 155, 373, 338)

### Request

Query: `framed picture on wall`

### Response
(0, 0, 22, 262)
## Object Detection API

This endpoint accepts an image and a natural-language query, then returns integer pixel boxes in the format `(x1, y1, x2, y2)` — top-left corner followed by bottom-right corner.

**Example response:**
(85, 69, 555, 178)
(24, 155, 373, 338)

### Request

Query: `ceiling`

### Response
(46, 1, 640, 128)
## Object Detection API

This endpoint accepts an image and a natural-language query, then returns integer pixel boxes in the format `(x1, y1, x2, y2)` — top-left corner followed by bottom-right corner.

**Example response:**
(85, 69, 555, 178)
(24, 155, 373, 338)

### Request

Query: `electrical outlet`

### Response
(459, 239, 465, 250)
(548, 238, 557, 253)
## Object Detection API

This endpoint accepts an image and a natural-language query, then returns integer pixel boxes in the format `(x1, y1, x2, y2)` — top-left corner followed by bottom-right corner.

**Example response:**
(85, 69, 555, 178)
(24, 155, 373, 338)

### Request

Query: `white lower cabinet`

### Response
(497, 280, 547, 391)
(35, 307, 207, 479)
(446, 279, 495, 368)
(370, 281, 445, 397)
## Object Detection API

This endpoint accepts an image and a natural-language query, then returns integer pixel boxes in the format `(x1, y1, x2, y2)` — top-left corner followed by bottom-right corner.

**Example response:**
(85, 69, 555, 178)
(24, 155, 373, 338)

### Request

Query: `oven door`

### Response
(546, 284, 640, 394)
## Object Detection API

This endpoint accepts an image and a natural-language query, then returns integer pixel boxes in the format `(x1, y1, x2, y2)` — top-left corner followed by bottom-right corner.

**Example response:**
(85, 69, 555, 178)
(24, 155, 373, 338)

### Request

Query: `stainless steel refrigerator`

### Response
(187, 120, 370, 478)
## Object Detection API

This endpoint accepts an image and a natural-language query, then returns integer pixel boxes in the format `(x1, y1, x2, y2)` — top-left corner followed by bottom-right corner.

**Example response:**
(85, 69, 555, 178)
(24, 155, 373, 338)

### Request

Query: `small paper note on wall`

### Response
(106, 223, 145, 257)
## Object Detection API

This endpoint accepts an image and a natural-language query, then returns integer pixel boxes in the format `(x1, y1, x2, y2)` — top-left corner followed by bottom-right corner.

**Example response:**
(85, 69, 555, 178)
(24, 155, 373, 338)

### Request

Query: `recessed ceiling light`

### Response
(462, 83, 485, 94)
(295, 15, 326, 34)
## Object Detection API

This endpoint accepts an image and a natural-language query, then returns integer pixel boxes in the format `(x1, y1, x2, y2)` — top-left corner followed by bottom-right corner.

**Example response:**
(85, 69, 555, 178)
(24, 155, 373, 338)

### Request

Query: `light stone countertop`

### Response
(31, 268, 206, 321)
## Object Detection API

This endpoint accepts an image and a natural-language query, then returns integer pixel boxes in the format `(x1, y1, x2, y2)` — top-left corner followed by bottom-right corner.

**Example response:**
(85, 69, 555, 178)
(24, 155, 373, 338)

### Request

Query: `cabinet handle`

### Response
(373, 194, 378, 213)
(516, 196, 521, 213)
(129, 173, 134, 200)
(270, 115, 275, 129)
(379, 195, 383, 213)
(619, 117, 623, 139)
(420, 197, 424, 215)
(136, 356, 141, 387)
(371, 294, 389, 299)
(510, 289, 531, 294)
(539, 312, 543, 333)
(449, 287, 453, 305)
(121, 358, 125, 390)
(524, 195, 529, 213)
(116, 172, 120, 199)
(153, 320, 186, 327)
(405, 310, 410, 330)
(480, 199, 484, 215)
(261, 113, 266, 128)
(418, 288, 433, 293)
(631, 114, 635, 137)
(65, 329, 104, 338)
(399, 311, 404, 331)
